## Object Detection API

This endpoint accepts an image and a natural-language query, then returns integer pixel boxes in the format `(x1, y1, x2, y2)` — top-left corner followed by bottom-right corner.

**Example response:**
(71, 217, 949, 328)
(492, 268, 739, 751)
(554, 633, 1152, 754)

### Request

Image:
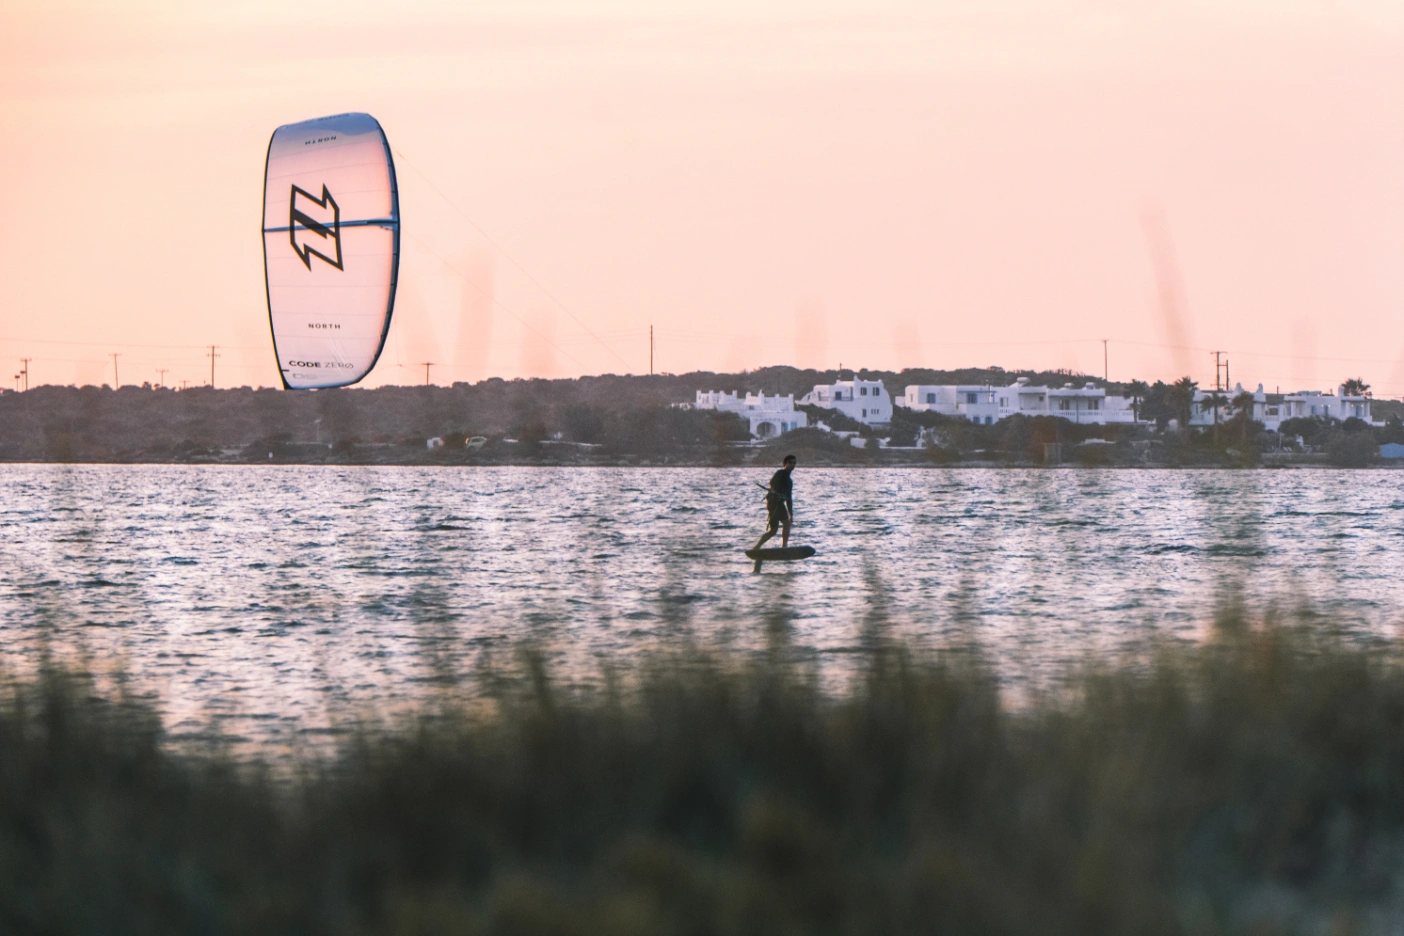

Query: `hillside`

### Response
(0, 366, 1102, 464)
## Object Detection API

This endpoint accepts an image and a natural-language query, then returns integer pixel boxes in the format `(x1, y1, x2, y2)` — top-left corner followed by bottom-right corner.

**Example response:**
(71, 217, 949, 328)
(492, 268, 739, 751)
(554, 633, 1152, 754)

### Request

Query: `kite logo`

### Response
(289, 184, 344, 271)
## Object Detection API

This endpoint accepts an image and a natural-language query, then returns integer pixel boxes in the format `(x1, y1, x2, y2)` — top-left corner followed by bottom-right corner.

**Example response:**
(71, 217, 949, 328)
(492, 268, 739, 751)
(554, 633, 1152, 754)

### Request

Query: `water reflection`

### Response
(1, 465, 1400, 749)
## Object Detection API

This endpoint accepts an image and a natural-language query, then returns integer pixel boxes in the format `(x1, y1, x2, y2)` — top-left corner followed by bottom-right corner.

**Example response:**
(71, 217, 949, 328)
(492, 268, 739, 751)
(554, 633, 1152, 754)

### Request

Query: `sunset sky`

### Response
(2, 0, 1402, 393)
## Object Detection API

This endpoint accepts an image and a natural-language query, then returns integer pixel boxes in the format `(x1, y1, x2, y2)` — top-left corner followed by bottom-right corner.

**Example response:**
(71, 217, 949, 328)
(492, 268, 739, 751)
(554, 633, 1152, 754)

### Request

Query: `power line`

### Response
(7, 329, 1402, 371)
(8, 328, 1404, 393)
(1112, 338, 1404, 367)
(0, 336, 266, 352)
(5, 355, 272, 370)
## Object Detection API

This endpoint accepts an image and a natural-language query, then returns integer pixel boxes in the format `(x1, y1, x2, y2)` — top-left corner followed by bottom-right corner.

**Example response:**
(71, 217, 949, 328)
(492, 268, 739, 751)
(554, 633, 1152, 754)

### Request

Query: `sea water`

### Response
(3, 465, 1402, 749)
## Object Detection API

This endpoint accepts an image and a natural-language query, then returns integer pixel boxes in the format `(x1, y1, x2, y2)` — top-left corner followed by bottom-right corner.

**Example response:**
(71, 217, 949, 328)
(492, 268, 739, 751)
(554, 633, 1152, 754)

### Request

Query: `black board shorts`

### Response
(765, 498, 791, 532)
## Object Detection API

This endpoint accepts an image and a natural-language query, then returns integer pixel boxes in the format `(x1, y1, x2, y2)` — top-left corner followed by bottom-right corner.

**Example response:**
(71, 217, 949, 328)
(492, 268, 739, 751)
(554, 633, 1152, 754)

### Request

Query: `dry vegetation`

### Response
(5, 604, 1404, 934)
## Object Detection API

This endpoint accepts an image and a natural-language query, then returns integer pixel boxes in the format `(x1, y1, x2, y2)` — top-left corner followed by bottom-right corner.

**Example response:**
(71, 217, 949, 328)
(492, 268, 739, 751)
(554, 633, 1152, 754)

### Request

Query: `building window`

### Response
(1000, 397, 1007, 407)
(1059, 399, 1071, 411)
(966, 392, 978, 404)
(862, 408, 868, 417)
(860, 387, 868, 396)
(1089, 399, 1099, 410)
(926, 393, 936, 404)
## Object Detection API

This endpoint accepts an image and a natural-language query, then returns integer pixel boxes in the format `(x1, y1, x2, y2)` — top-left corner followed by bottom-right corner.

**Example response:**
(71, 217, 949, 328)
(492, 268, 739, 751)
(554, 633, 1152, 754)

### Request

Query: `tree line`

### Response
(1, 368, 1396, 465)
(0, 366, 1112, 463)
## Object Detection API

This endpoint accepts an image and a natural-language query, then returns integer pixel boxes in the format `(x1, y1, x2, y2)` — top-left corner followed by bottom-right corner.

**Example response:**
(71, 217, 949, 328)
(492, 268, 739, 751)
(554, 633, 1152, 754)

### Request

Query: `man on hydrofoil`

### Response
(754, 454, 797, 550)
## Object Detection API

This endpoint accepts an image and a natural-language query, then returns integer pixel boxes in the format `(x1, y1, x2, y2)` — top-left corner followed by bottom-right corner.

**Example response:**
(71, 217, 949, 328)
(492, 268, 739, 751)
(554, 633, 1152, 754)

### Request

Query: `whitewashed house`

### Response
(900, 385, 1000, 424)
(996, 380, 1123, 424)
(898, 378, 1141, 425)
(694, 390, 808, 439)
(800, 378, 892, 425)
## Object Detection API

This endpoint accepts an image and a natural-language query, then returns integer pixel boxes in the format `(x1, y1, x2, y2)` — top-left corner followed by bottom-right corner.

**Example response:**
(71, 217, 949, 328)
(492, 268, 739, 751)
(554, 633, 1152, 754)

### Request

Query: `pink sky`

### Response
(2, 0, 1402, 394)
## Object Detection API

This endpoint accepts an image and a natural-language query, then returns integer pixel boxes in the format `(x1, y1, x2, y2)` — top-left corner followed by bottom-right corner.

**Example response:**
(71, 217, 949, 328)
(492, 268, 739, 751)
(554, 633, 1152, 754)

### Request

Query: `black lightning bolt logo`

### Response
(289, 184, 344, 270)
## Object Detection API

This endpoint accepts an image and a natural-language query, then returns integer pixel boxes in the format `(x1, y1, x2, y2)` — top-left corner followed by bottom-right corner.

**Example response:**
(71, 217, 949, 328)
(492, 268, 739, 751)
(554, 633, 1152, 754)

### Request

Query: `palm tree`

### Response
(1203, 391, 1229, 425)
(1168, 377, 1198, 429)
(1343, 377, 1371, 398)
(1126, 380, 1150, 422)
(1226, 390, 1258, 445)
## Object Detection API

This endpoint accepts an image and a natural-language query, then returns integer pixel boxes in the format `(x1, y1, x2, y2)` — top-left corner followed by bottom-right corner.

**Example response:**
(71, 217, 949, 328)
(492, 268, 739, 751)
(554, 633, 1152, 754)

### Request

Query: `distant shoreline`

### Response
(4, 374, 1399, 469)
(3, 453, 1399, 469)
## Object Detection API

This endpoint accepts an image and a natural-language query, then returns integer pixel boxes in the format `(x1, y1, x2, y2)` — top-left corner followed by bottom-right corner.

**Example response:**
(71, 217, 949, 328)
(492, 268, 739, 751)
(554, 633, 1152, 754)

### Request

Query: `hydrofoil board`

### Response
(745, 546, 815, 561)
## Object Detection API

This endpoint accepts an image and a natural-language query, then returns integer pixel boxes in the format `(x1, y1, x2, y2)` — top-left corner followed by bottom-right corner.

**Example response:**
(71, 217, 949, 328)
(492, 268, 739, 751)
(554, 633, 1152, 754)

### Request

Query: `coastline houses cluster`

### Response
(1187, 384, 1375, 431)
(694, 376, 1382, 440)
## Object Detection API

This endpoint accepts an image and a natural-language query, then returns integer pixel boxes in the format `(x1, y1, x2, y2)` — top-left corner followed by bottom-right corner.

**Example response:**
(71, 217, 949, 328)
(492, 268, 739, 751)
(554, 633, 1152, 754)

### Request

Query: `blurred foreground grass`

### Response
(6, 608, 1404, 935)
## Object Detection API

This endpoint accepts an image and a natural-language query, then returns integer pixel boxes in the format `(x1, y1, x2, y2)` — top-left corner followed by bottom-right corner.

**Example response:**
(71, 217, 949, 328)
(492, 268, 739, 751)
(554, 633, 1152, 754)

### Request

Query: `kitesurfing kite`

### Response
(262, 113, 400, 389)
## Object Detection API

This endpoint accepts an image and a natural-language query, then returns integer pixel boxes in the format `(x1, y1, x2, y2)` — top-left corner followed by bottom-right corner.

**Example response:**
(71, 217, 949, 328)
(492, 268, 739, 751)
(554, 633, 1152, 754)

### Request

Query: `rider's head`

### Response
(782, 454, 797, 468)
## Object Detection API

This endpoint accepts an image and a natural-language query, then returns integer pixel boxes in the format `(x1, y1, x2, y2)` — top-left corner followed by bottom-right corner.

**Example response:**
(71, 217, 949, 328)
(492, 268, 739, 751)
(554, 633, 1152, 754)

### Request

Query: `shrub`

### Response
(11, 607, 1404, 932)
(1326, 429, 1376, 467)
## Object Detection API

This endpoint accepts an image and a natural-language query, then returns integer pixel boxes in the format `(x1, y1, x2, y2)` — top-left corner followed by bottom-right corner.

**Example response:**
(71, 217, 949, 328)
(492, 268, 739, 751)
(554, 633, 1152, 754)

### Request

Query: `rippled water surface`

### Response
(3, 465, 1403, 748)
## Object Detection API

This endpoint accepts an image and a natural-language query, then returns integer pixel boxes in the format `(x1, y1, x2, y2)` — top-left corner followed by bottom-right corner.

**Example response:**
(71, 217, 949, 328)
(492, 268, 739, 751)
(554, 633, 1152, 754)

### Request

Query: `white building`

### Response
(1009, 381, 1133, 424)
(1190, 383, 1379, 431)
(901, 385, 1000, 424)
(898, 378, 1140, 425)
(694, 390, 808, 439)
(799, 378, 892, 425)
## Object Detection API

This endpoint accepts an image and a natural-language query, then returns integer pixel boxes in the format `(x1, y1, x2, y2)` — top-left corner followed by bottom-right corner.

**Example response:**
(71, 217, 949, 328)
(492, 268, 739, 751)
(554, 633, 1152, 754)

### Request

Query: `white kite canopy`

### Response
(262, 113, 399, 389)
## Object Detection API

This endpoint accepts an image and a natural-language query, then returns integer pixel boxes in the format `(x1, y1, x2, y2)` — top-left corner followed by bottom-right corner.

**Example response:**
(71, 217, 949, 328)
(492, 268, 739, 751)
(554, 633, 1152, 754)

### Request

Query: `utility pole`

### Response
(1102, 339, 1108, 381)
(110, 353, 121, 388)
(650, 325, 654, 376)
(156, 368, 168, 389)
(207, 345, 219, 387)
(1209, 351, 1231, 426)
(19, 358, 31, 391)
(1212, 351, 1229, 392)
(421, 362, 433, 386)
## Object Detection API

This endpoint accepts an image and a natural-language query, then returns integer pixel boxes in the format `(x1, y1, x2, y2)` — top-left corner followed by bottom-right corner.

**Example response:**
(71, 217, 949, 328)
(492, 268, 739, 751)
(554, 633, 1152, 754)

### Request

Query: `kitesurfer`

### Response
(754, 454, 797, 550)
